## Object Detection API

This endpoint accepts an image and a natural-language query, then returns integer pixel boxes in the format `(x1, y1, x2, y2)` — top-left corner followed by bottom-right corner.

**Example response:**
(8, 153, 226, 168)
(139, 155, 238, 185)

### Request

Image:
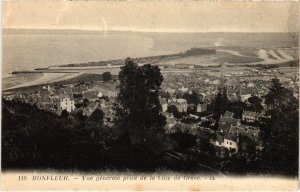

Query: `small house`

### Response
(60, 98, 75, 113)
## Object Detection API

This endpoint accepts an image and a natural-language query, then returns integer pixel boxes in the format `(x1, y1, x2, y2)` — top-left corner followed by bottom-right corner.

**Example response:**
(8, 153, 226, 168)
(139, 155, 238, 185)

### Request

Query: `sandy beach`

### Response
(3, 72, 82, 91)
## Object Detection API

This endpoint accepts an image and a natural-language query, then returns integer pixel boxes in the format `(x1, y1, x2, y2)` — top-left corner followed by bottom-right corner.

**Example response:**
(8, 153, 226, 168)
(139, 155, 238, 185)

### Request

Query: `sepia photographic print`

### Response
(1, 1, 299, 191)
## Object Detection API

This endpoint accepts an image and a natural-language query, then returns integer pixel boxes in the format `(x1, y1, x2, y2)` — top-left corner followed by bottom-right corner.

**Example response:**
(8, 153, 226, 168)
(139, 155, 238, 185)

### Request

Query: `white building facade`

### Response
(60, 98, 75, 112)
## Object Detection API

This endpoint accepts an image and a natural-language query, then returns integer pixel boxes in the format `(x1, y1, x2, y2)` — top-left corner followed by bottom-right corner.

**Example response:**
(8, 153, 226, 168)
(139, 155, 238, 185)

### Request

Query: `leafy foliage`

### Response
(246, 96, 263, 112)
(102, 71, 112, 82)
(111, 58, 169, 169)
(1, 100, 110, 170)
(115, 58, 166, 144)
(183, 91, 201, 106)
(167, 105, 183, 118)
(260, 79, 299, 176)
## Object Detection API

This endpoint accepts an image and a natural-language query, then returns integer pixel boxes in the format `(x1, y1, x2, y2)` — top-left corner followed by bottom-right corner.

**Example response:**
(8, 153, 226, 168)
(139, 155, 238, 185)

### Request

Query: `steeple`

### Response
(220, 62, 225, 91)
(221, 62, 224, 82)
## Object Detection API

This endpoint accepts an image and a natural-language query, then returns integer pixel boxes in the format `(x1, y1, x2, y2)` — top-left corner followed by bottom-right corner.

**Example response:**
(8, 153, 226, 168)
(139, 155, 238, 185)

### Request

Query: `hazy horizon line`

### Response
(3, 28, 298, 34)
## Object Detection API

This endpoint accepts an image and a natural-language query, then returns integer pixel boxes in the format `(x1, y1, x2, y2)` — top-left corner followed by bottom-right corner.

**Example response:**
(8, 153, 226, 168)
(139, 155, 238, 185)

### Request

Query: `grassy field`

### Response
(218, 46, 259, 57)
(214, 51, 264, 63)
(53, 73, 118, 85)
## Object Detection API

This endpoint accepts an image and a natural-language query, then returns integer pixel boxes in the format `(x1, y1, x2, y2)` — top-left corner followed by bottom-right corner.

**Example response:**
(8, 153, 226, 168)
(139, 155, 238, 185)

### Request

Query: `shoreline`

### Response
(3, 46, 298, 91)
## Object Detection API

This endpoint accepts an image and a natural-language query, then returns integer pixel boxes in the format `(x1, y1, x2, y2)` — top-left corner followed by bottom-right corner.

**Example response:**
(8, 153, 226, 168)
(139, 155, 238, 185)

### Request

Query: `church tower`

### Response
(219, 62, 226, 93)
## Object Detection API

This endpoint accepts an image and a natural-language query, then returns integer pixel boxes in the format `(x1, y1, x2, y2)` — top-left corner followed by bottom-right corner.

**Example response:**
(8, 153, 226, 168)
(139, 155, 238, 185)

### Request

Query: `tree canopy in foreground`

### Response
(114, 58, 166, 144)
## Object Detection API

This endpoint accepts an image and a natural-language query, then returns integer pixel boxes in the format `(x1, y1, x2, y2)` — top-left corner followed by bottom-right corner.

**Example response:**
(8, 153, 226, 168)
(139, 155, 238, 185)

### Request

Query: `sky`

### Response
(3, 1, 299, 33)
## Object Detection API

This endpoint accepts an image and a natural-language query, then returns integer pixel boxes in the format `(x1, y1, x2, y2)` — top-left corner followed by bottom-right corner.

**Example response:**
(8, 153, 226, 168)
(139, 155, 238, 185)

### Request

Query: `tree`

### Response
(74, 110, 87, 127)
(183, 91, 200, 105)
(115, 58, 166, 144)
(112, 58, 168, 170)
(167, 105, 182, 119)
(170, 132, 197, 150)
(161, 91, 171, 100)
(261, 78, 299, 176)
(1, 100, 109, 170)
(82, 98, 89, 108)
(264, 79, 296, 111)
(248, 96, 262, 104)
(89, 109, 104, 126)
(167, 105, 178, 114)
(61, 110, 69, 118)
(247, 96, 263, 112)
(264, 79, 298, 135)
(102, 72, 112, 82)
(228, 101, 246, 119)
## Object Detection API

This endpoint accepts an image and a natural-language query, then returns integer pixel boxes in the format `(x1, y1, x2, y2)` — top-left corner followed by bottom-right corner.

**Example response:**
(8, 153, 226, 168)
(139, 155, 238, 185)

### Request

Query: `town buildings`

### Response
(197, 103, 207, 112)
(242, 110, 259, 123)
(3, 63, 298, 161)
(60, 98, 75, 112)
(169, 98, 188, 112)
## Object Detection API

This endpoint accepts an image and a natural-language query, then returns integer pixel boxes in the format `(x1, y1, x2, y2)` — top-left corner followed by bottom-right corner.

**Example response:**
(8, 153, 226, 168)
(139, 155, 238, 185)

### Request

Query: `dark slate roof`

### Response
(243, 110, 258, 117)
(229, 124, 259, 140)
(216, 132, 224, 144)
(224, 133, 237, 142)
(219, 116, 241, 132)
